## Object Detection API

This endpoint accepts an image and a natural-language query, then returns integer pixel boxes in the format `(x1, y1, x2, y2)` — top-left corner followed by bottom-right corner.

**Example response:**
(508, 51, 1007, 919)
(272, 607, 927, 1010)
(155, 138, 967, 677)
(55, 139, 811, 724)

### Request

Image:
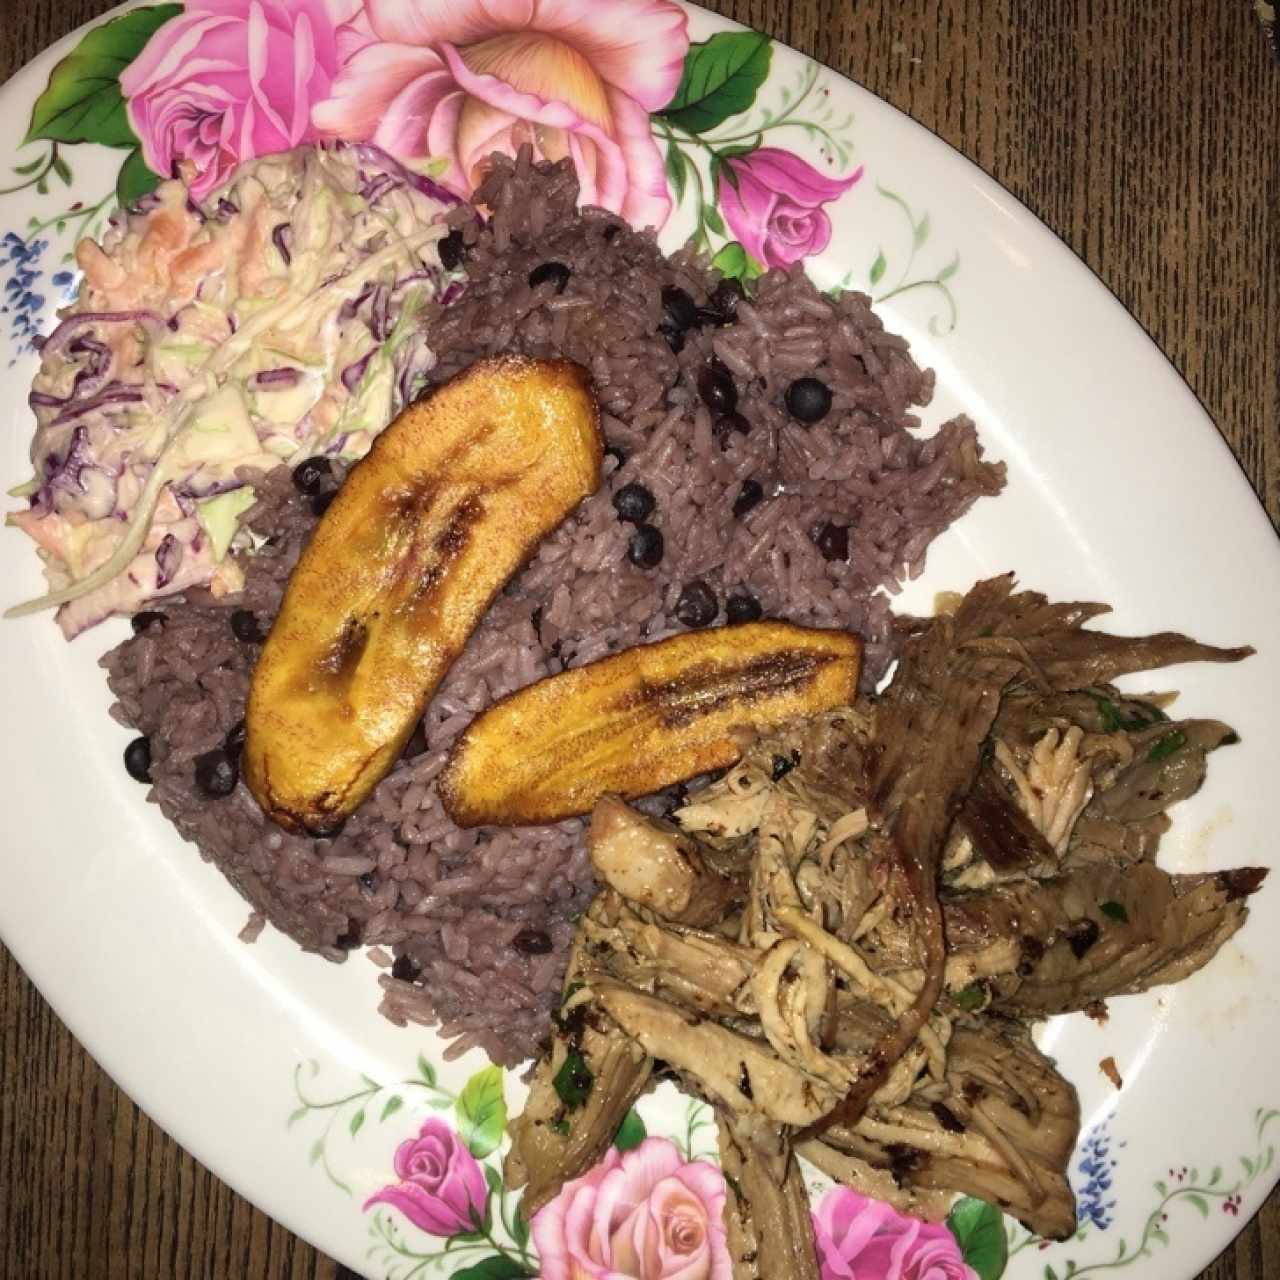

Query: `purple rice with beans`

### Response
(101, 152, 1005, 1066)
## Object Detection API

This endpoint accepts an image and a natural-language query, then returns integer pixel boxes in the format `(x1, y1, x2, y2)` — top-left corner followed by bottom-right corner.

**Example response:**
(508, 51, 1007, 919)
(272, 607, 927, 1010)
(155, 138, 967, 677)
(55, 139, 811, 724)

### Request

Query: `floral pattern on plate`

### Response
(286, 1042, 1276, 1280)
(0, 0, 960, 366)
(289, 1049, 1015, 1279)
(1006, 1108, 1279, 1280)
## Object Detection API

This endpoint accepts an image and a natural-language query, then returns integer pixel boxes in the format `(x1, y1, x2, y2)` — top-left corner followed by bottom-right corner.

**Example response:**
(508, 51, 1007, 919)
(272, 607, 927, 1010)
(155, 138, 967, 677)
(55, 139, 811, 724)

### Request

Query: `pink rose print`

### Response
(533, 1137, 733, 1280)
(814, 1188, 977, 1280)
(363, 1117, 488, 1238)
(312, 0, 689, 230)
(121, 0, 357, 201)
(717, 148, 863, 271)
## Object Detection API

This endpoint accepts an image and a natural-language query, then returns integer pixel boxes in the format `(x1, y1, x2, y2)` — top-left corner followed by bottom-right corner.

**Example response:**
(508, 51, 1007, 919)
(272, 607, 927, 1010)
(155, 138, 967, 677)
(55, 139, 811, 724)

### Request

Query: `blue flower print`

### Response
(1074, 1119, 1125, 1232)
(2, 231, 50, 364)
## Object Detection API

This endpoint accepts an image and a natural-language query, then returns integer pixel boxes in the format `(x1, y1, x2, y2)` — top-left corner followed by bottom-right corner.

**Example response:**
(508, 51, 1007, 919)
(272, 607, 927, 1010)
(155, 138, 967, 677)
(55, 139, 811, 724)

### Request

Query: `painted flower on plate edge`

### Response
(813, 1187, 978, 1280)
(312, 0, 690, 230)
(717, 147, 863, 270)
(121, 0, 359, 201)
(363, 1116, 488, 1238)
(533, 1136, 733, 1280)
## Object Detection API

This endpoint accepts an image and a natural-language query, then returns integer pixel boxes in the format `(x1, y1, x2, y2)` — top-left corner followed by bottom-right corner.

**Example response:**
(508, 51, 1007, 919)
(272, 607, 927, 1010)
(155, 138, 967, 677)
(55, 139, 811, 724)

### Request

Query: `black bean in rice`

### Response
(100, 152, 1004, 1067)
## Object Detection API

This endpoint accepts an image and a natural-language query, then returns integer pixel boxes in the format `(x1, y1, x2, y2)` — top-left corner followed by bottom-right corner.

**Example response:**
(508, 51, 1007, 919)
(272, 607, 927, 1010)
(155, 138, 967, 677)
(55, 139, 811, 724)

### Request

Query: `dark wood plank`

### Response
(2, 1, 1277, 1277)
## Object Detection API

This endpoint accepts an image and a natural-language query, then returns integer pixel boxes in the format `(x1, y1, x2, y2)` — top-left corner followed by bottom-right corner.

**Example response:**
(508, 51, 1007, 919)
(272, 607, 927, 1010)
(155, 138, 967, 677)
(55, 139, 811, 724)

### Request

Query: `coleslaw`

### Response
(5, 143, 461, 637)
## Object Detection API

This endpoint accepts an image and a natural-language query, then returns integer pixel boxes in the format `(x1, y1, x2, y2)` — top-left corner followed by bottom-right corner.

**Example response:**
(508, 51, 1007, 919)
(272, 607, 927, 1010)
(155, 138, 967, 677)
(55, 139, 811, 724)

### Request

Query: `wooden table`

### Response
(1, 1, 1277, 1276)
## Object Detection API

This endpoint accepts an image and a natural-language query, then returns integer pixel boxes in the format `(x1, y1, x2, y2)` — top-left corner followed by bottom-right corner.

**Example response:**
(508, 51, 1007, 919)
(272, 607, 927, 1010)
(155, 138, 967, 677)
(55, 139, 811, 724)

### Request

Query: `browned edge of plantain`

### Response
(438, 621, 862, 827)
(244, 355, 602, 835)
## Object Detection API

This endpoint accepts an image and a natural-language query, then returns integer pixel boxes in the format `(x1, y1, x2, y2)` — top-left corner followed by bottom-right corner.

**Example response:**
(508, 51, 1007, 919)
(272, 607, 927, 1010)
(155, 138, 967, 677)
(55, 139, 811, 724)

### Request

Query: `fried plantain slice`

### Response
(245, 355, 602, 834)
(439, 622, 861, 826)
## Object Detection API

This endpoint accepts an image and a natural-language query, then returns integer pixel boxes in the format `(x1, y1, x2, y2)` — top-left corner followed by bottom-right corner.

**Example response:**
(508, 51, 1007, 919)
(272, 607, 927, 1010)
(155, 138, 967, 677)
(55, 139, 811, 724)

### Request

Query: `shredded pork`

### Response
(506, 576, 1264, 1268)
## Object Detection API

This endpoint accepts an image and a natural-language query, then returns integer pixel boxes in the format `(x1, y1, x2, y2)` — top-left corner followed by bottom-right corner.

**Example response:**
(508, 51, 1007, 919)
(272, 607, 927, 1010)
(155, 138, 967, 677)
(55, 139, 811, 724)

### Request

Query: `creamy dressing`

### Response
(6, 143, 460, 637)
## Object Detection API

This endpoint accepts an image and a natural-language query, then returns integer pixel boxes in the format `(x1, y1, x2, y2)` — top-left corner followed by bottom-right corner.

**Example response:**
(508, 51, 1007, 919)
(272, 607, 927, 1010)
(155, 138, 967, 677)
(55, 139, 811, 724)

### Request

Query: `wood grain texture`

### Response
(1, 1, 1277, 1277)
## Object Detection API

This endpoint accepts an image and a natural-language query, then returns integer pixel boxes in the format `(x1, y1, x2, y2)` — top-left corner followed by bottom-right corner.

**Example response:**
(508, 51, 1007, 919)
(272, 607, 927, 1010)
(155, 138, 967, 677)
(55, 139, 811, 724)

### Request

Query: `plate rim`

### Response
(1, 3, 1277, 1277)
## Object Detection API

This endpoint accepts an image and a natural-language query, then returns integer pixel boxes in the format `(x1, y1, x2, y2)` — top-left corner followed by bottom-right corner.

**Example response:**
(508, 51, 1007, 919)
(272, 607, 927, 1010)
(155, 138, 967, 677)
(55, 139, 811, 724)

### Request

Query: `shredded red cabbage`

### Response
(337, 141, 462, 208)
(341, 351, 374, 393)
(40, 425, 93, 503)
(390, 271, 438, 299)
(370, 283, 392, 342)
(272, 222, 292, 266)
(339, 283, 375, 324)
(50, 386, 144, 427)
(128, 191, 165, 216)
(173, 475, 246, 500)
(154, 533, 182, 589)
(41, 311, 161, 358)
(64, 337, 115, 403)
(361, 172, 404, 205)
(254, 367, 301, 388)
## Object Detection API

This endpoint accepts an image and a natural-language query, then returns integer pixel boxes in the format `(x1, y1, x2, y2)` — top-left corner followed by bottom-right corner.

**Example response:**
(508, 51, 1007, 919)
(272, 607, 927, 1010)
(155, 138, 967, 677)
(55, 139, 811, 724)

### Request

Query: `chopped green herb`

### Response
(1147, 730, 1187, 762)
(1099, 900, 1130, 923)
(552, 1049, 595, 1110)
(550, 1117, 571, 1137)
(953, 983, 987, 1012)
(978, 625, 995, 638)
(1091, 692, 1165, 733)
(1093, 695, 1123, 732)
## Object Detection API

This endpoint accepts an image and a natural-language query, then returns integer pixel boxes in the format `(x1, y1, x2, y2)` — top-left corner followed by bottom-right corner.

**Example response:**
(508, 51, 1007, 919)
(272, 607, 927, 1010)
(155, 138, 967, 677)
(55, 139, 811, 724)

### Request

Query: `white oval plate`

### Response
(2, 4, 1277, 1278)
